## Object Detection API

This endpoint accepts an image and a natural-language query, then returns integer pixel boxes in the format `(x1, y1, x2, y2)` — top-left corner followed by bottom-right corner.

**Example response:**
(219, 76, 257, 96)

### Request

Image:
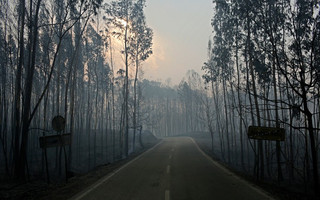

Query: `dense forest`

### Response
(0, 0, 320, 198)
(0, 0, 157, 182)
(202, 0, 320, 195)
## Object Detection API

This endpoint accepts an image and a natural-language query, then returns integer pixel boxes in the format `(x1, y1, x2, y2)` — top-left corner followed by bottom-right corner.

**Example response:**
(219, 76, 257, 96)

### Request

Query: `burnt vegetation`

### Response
(0, 0, 319, 199)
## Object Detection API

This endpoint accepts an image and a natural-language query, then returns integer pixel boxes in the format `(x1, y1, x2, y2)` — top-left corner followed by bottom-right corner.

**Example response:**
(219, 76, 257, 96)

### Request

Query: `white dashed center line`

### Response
(167, 165, 171, 174)
(165, 190, 170, 200)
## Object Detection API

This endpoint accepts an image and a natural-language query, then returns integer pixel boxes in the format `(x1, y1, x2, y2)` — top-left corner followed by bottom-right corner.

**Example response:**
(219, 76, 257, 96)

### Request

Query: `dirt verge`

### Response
(0, 140, 160, 200)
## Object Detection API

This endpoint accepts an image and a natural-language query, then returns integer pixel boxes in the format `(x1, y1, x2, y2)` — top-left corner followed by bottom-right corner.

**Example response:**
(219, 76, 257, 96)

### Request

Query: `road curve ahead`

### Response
(70, 137, 274, 200)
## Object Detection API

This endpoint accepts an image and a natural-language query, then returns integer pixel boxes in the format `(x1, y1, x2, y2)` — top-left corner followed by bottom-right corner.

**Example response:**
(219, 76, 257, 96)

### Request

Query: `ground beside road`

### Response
(0, 131, 159, 200)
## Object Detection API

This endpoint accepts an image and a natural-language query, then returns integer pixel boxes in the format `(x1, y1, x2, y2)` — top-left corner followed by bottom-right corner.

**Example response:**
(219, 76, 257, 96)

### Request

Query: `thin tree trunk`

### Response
(124, 6, 129, 157)
(272, 54, 283, 182)
(13, 0, 25, 179)
(300, 69, 319, 194)
(235, 27, 244, 168)
(222, 79, 231, 163)
(246, 12, 263, 180)
(133, 49, 139, 152)
(17, 0, 42, 180)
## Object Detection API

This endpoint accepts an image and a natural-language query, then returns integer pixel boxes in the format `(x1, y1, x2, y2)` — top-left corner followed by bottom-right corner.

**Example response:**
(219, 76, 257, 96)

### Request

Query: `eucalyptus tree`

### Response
(141, 80, 179, 136)
(186, 70, 207, 132)
(279, 0, 320, 193)
(177, 71, 204, 134)
(38, 5, 54, 129)
(100, 23, 117, 161)
(251, 0, 289, 182)
(228, 0, 247, 169)
(178, 81, 192, 133)
(0, 7, 12, 174)
(207, 0, 320, 192)
(229, 0, 271, 180)
(211, 0, 235, 164)
(129, 0, 153, 151)
(107, 0, 134, 157)
(12, 0, 26, 179)
(202, 39, 224, 159)
(83, 22, 111, 167)
(197, 84, 216, 153)
(107, 0, 152, 155)
(203, 40, 219, 153)
(247, 0, 320, 187)
(11, 0, 103, 181)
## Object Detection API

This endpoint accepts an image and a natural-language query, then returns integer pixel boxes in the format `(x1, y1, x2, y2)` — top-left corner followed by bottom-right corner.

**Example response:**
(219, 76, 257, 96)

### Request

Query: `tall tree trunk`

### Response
(272, 55, 283, 182)
(1, 5, 9, 175)
(222, 79, 231, 163)
(300, 70, 319, 194)
(109, 37, 116, 162)
(235, 25, 244, 168)
(133, 49, 139, 152)
(212, 81, 224, 158)
(124, 11, 129, 158)
(17, 0, 42, 180)
(229, 82, 237, 163)
(247, 12, 263, 180)
(13, 0, 25, 179)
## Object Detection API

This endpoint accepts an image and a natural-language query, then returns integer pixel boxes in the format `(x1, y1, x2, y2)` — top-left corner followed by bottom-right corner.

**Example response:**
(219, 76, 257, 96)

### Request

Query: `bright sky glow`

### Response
(105, 0, 213, 86)
(143, 0, 213, 85)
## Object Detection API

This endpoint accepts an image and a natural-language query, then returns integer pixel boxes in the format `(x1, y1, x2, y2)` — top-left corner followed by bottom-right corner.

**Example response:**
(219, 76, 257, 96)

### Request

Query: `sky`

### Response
(142, 0, 213, 86)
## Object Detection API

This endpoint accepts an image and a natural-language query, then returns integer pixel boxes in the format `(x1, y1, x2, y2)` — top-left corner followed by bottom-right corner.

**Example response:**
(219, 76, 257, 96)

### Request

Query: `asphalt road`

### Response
(70, 137, 275, 200)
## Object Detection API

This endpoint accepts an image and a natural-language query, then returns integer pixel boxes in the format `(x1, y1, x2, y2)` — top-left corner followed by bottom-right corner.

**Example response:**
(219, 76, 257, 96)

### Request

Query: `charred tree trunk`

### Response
(17, 0, 42, 180)
(13, 0, 25, 179)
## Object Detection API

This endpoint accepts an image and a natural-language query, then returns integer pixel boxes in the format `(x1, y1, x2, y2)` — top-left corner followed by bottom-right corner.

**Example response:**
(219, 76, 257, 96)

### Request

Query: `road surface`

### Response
(70, 137, 274, 200)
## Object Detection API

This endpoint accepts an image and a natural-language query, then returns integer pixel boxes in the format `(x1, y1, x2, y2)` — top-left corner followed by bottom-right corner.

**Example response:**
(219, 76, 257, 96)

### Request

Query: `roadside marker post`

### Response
(39, 116, 71, 183)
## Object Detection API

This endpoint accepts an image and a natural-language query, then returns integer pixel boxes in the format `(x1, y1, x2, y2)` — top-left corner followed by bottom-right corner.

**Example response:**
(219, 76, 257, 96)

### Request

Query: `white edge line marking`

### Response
(69, 140, 164, 200)
(165, 190, 170, 200)
(188, 137, 275, 200)
(166, 165, 171, 174)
